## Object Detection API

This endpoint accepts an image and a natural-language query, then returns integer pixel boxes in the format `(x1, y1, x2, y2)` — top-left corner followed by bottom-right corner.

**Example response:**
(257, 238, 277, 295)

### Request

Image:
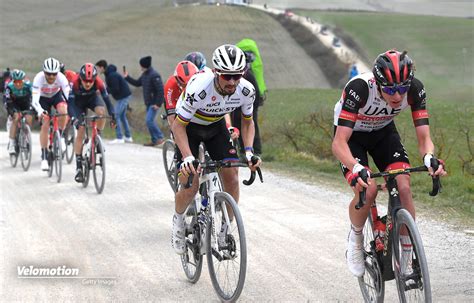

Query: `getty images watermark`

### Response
(17, 265, 116, 286)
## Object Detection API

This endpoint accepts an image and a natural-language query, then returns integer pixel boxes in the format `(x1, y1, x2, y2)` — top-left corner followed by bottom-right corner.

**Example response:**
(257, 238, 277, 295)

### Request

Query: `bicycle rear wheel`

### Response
(53, 130, 62, 183)
(92, 135, 106, 194)
(181, 200, 204, 283)
(393, 208, 431, 302)
(358, 210, 385, 303)
(207, 192, 246, 302)
(162, 139, 178, 193)
(19, 125, 32, 171)
(64, 123, 76, 164)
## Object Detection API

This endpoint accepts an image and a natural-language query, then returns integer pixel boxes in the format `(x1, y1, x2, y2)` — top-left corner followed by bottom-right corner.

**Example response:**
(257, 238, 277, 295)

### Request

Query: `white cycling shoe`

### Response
(41, 159, 49, 171)
(347, 229, 365, 277)
(172, 214, 186, 255)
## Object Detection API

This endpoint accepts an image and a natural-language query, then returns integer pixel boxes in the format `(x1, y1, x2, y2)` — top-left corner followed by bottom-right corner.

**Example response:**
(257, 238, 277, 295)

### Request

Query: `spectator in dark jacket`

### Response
(124, 56, 165, 146)
(96, 61, 133, 144)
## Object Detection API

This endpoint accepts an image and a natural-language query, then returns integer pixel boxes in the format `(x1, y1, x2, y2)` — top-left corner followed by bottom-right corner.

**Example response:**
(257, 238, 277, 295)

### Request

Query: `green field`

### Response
(259, 88, 474, 225)
(294, 10, 474, 103)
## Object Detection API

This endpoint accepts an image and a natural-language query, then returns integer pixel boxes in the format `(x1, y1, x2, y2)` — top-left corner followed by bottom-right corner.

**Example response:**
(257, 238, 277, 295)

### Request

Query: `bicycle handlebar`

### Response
(184, 156, 263, 189)
(355, 164, 442, 209)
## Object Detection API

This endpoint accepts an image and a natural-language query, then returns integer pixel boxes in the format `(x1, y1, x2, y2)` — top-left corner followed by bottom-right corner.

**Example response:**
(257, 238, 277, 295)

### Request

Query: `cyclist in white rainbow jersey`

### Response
(171, 44, 262, 254)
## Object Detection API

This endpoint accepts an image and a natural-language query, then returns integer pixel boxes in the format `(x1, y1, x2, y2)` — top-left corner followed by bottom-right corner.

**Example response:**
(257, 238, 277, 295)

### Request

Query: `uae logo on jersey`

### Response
(186, 93, 197, 105)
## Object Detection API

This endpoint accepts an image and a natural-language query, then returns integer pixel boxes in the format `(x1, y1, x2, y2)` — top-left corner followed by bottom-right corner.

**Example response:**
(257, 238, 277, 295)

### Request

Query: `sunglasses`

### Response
(175, 76, 185, 88)
(81, 78, 94, 84)
(44, 72, 57, 77)
(216, 72, 244, 81)
(381, 84, 410, 96)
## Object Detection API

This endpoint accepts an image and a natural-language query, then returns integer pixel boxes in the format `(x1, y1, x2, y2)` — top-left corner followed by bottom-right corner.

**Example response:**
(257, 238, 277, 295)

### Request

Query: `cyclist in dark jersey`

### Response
(332, 50, 447, 277)
(4, 69, 33, 154)
(71, 63, 115, 183)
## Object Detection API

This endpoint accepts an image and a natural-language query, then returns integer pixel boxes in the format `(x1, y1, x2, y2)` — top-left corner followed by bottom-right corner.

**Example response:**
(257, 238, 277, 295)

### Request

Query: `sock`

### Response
(174, 211, 184, 223)
(41, 148, 48, 160)
(76, 155, 82, 170)
(351, 224, 363, 235)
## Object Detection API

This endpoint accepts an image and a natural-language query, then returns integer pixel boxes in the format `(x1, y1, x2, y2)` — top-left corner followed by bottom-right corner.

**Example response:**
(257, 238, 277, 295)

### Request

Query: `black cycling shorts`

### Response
(176, 119, 239, 166)
(335, 122, 410, 178)
(39, 92, 66, 114)
(7, 97, 32, 116)
(73, 96, 105, 119)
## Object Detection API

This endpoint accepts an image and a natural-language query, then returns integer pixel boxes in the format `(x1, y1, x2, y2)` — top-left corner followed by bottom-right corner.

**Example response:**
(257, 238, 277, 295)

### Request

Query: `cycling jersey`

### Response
(334, 72, 429, 132)
(175, 71, 255, 126)
(164, 68, 212, 116)
(71, 76, 114, 116)
(31, 71, 70, 114)
(4, 80, 32, 103)
(4, 81, 33, 115)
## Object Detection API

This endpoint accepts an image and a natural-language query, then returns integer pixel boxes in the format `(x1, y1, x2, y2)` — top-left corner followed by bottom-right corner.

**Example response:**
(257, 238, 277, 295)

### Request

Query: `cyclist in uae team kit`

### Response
(332, 49, 447, 277)
(171, 44, 262, 254)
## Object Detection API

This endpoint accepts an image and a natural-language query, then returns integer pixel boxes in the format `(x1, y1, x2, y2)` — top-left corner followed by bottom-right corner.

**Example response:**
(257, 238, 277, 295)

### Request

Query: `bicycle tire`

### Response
(393, 208, 432, 303)
(358, 211, 385, 303)
(92, 135, 106, 194)
(82, 143, 90, 188)
(53, 130, 62, 183)
(162, 139, 178, 193)
(9, 135, 19, 168)
(20, 124, 32, 171)
(207, 192, 247, 302)
(65, 123, 76, 164)
(181, 200, 204, 283)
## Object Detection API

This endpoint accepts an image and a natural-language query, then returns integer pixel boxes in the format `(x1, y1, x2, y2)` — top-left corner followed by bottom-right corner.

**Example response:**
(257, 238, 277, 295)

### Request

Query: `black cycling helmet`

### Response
(373, 50, 414, 86)
(184, 51, 207, 71)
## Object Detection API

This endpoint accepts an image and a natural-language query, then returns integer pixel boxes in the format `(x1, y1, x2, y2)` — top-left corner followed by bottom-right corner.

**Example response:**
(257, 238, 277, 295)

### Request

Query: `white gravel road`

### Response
(0, 131, 472, 301)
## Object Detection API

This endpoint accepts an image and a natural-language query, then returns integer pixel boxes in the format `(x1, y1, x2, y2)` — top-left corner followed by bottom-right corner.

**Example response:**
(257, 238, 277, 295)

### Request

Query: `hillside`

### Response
(1, 2, 330, 90)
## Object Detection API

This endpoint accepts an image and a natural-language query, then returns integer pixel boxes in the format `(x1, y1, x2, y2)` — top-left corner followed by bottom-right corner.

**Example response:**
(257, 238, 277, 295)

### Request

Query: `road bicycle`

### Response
(45, 112, 69, 183)
(79, 114, 107, 194)
(180, 155, 263, 302)
(62, 117, 76, 164)
(356, 161, 442, 303)
(8, 110, 34, 171)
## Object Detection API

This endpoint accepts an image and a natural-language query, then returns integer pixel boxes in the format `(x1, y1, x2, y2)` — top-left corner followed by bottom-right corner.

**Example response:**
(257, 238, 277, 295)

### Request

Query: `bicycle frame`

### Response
(84, 118, 99, 168)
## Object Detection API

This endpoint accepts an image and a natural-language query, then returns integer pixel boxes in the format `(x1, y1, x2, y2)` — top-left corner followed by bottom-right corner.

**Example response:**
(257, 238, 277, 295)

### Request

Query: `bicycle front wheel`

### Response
(19, 125, 32, 171)
(64, 123, 76, 164)
(207, 192, 247, 302)
(9, 138, 19, 168)
(53, 130, 62, 183)
(92, 135, 106, 194)
(162, 139, 178, 193)
(181, 200, 204, 283)
(393, 208, 431, 302)
(358, 210, 385, 303)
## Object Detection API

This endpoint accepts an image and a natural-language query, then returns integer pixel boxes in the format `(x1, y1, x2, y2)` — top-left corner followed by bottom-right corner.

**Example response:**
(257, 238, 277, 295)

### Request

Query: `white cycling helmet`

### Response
(43, 57, 61, 73)
(212, 44, 246, 74)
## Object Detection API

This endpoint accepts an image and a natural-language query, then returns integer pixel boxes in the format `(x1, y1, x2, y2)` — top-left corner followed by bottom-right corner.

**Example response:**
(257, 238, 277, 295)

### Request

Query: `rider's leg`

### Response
(94, 106, 106, 130)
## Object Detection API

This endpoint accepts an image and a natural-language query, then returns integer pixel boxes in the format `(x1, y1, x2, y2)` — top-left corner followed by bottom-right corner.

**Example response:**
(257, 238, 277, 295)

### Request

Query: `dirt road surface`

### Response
(1, 131, 472, 301)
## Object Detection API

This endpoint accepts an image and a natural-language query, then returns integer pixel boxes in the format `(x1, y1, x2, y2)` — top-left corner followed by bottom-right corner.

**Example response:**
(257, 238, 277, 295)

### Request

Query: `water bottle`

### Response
(373, 216, 386, 252)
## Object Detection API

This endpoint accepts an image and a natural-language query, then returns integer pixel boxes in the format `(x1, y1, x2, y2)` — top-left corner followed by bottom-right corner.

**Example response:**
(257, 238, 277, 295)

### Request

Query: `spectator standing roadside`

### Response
(124, 56, 164, 146)
(348, 63, 359, 80)
(96, 59, 133, 144)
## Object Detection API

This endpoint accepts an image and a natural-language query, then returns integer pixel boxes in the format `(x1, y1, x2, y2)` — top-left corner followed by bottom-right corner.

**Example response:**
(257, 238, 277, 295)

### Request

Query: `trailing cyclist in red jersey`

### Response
(334, 73, 429, 132)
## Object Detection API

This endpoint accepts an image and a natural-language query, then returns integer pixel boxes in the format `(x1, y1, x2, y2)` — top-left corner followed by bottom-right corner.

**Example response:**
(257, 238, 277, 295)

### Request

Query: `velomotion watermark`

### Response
(17, 265, 116, 286)
(18, 265, 79, 277)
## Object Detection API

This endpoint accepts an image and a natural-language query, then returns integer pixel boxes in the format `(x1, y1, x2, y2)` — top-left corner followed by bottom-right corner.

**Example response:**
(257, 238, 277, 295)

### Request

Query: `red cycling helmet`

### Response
(79, 63, 97, 82)
(173, 60, 198, 87)
(373, 50, 414, 86)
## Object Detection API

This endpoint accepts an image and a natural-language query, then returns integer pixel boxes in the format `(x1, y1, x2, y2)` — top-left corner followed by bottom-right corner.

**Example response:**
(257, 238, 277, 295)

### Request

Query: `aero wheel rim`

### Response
(207, 193, 246, 301)
(92, 137, 106, 194)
